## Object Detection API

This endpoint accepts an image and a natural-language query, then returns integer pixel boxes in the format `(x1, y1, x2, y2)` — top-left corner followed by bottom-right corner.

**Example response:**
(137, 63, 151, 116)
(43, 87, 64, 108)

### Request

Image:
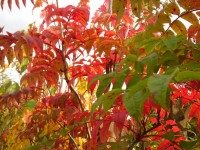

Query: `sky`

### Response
(0, 0, 104, 32)
(0, 0, 104, 82)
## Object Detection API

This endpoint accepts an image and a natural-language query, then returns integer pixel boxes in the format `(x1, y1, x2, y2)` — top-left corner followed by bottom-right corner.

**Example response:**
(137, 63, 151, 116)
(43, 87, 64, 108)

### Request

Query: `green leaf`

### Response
(112, 0, 127, 21)
(130, 0, 142, 17)
(98, 141, 128, 150)
(88, 74, 107, 89)
(91, 89, 124, 114)
(147, 68, 178, 109)
(117, 54, 137, 69)
(162, 130, 174, 140)
(96, 77, 113, 97)
(125, 54, 137, 63)
(161, 50, 179, 66)
(123, 79, 148, 121)
(179, 140, 197, 150)
(162, 36, 178, 51)
(60, 128, 69, 136)
(123, 90, 149, 121)
(25, 100, 37, 111)
(88, 74, 112, 97)
(127, 74, 143, 88)
(7, 82, 20, 93)
(20, 58, 29, 73)
(141, 53, 158, 74)
(175, 71, 200, 82)
(50, 85, 56, 95)
(134, 61, 144, 72)
(180, 62, 200, 71)
(0, 80, 11, 94)
(181, 11, 199, 25)
(192, 49, 200, 60)
(142, 37, 161, 54)
(113, 68, 130, 89)
(125, 32, 144, 47)
(24, 146, 41, 150)
(146, 22, 164, 34)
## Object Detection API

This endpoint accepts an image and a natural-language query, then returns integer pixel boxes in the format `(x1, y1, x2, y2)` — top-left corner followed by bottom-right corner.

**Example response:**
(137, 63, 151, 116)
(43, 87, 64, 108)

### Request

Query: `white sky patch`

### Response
(0, 0, 104, 32)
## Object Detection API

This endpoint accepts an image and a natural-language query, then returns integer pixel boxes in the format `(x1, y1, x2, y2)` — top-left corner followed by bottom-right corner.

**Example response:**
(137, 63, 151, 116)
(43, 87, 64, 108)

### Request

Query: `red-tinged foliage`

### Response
(1, 0, 200, 149)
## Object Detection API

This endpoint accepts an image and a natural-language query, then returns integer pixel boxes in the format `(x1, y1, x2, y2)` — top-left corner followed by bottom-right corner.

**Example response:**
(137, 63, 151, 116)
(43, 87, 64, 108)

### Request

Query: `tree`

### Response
(0, 0, 200, 149)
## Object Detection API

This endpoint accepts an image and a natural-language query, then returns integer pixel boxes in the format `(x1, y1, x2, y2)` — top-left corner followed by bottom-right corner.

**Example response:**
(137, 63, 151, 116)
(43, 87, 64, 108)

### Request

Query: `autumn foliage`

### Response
(0, 0, 200, 149)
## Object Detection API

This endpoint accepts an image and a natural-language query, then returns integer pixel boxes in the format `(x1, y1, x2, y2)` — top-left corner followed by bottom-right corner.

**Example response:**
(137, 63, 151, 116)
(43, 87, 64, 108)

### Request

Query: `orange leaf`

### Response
(0, 50, 5, 67)
(50, 58, 64, 73)
(6, 47, 14, 64)
(179, 0, 200, 10)
(188, 25, 199, 39)
(195, 30, 200, 43)
(1, 0, 4, 9)
(189, 102, 200, 118)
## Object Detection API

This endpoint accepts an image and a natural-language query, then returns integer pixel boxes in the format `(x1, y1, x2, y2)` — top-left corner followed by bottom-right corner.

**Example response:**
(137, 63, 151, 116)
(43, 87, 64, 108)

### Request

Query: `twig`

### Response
(128, 122, 161, 150)
(162, 8, 200, 37)
(57, 121, 79, 150)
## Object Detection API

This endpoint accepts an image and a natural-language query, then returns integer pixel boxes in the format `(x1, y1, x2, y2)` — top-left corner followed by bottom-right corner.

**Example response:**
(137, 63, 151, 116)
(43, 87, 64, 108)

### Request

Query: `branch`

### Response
(57, 121, 79, 150)
(128, 122, 161, 150)
(162, 8, 200, 37)
(60, 45, 91, 140)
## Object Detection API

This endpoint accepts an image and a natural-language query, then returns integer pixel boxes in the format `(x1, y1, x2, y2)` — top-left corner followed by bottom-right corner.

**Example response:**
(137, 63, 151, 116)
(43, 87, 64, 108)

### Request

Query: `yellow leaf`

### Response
(39, 124, 48, 138)
(171, 20, 187, 35)
(181, 11, 199, 25)
(157, 12, 171, 24)
(165, 2, 180, 15)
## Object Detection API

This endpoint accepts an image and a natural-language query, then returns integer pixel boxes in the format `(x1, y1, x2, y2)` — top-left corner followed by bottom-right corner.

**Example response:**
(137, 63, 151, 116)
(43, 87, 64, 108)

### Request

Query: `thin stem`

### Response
(162, 8, 200, 37)
(57, 121, 79, 150)
(128, 122, 161, 150)
(68, 133, 80, 150)
(55, 0, 59, 8)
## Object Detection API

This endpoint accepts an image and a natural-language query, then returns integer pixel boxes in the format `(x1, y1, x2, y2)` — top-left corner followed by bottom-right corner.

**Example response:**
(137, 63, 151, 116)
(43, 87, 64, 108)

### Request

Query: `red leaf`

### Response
(112, 110, 127, 133)
(188, 25, 199, 40)
(189, 102, 200, 118)
(8, 0, 12, 10)
(31, 0, 34, 4)
(88, 74, 98, 93)
(157, 140, 171, 150)
(15, 0, 20, 8)
(0, 26, 3, 33)
(198, 117, 200, 130)
(22, 0, 26, 6)
(100, 120, 111, 143)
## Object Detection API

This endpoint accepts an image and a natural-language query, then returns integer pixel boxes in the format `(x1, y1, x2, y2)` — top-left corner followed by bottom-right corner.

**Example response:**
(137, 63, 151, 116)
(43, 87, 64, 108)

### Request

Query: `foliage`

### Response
(0, 0, 200, 149)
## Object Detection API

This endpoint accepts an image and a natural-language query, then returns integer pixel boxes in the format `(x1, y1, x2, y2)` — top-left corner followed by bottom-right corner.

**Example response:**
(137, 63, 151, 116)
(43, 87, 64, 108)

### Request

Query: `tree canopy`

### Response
(0, 0, 200, 149)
